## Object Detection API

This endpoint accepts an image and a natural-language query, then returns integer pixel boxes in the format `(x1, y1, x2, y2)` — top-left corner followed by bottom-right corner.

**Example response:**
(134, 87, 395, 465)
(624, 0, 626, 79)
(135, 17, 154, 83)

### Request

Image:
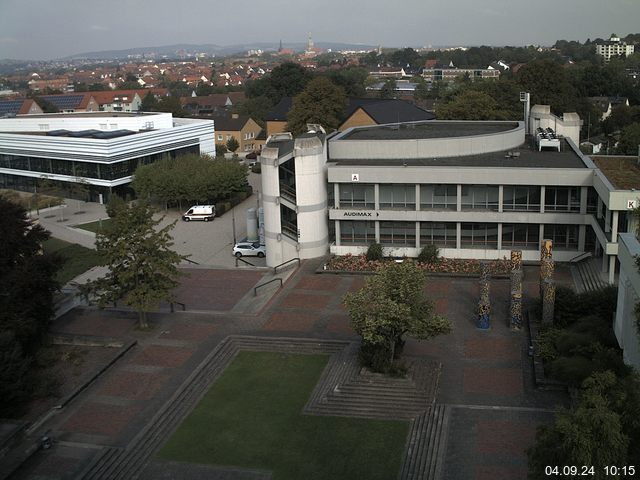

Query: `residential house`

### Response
(0, 98, 44, 116)
(36, 93, 99, 113)
(92, 90, 143, 112)
(588, 96, 630, 121)
(180, 93, 246, 116)
(213, 113, 263, 153)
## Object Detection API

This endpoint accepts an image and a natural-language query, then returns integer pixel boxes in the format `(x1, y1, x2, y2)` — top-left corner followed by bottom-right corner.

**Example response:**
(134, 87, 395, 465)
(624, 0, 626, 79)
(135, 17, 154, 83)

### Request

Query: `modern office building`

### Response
(0, 112, 214, 202)
(260, 107, 637, 282)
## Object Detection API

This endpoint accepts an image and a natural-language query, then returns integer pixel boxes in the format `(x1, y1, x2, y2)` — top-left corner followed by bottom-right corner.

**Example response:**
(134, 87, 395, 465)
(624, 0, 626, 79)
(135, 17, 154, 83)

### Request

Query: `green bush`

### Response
(365, 242, 384, 261)
(552, 285, 618, 327)
(417, 244, 439, 263)
(548, 355, 596, 386)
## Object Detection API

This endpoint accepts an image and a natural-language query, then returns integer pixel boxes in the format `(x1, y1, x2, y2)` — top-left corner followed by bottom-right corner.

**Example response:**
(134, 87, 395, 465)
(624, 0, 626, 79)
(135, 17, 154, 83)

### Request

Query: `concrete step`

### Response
(400, 404, 449, 480)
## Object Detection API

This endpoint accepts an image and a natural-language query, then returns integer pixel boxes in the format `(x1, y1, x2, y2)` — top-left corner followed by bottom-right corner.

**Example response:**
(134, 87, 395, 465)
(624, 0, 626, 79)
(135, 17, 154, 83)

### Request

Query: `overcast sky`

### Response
(1, 0, 639, 60)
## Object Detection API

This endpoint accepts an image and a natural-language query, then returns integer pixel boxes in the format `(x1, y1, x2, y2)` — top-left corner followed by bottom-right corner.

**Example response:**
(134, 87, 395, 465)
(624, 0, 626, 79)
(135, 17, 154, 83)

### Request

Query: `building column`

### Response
(540, 186, 545, 213)
(374, 184, 380, 210)
(334, 183, 340, 209)
(375, 221, 380, 243)
(539, 223, 545, 250)
(609, 255, 616, 284)
(415, 222, 420, 249)
(602, 253, 609, 273)
(611, 210, 619, 241)
(457, 184, 462, 212)
(597, 197, 603, 219)
(605, 208, 612, 233)
(456, 222, 461, 250)
(580, 186, 588, 215)
(497, 223, 503, 250)
(498, 185, 504, 213)
(415, 184, 420, 211)
(334, 220, 341, 246)
(578, 225, 586, 251)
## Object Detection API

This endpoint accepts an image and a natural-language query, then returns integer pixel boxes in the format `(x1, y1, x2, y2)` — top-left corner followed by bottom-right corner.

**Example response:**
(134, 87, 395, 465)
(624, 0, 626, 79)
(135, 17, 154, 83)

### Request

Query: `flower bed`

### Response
(326, 254, 512, 275)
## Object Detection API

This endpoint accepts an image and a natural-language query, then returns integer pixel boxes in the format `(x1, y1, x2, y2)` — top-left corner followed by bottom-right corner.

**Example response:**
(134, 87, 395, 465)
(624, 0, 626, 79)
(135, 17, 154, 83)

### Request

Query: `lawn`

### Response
(42, 238, 102, 284)
(158, 351, 409, 480)
(74, 218, 112, 233)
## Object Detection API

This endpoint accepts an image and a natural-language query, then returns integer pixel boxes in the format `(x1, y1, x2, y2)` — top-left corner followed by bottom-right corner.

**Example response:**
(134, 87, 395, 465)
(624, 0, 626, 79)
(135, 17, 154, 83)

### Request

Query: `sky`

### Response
(1, 0, 639, 60)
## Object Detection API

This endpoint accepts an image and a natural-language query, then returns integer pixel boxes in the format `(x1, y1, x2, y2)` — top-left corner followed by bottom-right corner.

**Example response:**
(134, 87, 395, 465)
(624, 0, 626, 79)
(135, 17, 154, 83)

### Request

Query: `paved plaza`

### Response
(4, 257, 572, 480)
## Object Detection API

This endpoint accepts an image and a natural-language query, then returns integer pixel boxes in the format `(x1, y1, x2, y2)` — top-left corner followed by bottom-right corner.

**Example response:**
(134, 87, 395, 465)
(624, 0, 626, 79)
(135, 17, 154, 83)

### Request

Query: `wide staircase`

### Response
(570, 254, 608, 293)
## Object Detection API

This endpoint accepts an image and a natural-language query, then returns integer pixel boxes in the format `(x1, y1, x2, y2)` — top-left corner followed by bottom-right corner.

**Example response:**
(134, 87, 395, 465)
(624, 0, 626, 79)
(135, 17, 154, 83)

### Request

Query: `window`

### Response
(339, 184, 374, 209)
(461, 185, 499, 210)
(38, 124, 49, 131)
(420, 222, 456, 247)
(340, 221, 376, 245)
(379, 184, 416, 209)
(420, 185, 456, 210)
(461, 223, 498, 249)
(545, 187, 580, 212)
(502, 224, 540, 248)
(217, 134, 223, 141)
(109, 123, 117, 130)
(380, 221, 416, 246)
(226, 135, 232, 141)
(503, 186, 541, 211)
(544, 224, 579, 250)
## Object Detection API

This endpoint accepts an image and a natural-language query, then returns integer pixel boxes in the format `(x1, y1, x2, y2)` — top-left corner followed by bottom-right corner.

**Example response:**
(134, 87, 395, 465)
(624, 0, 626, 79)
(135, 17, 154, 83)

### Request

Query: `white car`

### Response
(233, 242, 265, 258)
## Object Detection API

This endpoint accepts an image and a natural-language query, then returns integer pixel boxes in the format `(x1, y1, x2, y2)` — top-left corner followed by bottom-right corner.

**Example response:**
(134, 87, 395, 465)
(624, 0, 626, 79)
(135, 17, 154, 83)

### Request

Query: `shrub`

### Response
(417, 244, 439, 264)
(365, 242, 384, 261)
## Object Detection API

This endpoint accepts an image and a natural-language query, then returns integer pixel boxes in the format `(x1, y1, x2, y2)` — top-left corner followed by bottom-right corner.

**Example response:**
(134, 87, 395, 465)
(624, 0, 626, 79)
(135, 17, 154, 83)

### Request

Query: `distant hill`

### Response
(62, 42, 378, 60)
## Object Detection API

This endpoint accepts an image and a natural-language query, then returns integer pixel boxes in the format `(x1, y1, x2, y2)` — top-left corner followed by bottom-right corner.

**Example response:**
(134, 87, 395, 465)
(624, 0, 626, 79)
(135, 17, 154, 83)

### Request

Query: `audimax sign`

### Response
(342, 211, 379, 217)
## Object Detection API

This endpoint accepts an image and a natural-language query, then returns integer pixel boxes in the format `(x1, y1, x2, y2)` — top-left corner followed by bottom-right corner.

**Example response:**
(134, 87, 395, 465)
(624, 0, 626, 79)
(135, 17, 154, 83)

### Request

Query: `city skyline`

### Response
(0, 0, 639, 60)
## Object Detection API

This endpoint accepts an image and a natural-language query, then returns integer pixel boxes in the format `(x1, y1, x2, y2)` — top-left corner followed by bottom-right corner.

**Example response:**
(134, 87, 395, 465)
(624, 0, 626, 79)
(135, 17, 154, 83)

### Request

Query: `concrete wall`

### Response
(614, 233, 640, 370)
(2, 112, 173, 131)
(329, 121, 524, 160)
(294, 135, 329, 259)
(529, 105, 582, 146)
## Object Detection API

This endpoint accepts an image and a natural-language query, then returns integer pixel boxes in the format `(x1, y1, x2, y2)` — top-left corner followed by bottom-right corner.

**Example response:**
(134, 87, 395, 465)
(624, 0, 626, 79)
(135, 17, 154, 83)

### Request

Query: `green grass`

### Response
(42, 238, 102, 284)
(159, 351, 409, 480)
(74, 218, 112, 233)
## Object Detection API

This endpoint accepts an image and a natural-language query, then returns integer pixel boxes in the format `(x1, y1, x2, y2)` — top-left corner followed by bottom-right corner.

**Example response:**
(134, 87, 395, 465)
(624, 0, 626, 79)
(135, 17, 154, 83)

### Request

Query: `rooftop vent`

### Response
(535, 127, 561, 152)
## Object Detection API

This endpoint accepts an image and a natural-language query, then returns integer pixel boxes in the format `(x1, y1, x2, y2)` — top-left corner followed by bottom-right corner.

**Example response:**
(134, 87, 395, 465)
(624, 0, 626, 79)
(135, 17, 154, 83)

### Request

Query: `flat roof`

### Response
(340, 121, 519, 140)
(592, 156, 640, 190)
(10, 112, 158, 119)
(330, 138, 586, 169)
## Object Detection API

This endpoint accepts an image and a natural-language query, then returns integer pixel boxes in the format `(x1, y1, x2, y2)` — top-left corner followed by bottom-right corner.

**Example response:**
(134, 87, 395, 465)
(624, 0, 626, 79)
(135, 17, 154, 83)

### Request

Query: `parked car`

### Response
(182, 205, 215, 222)
(233, 241, 265, 258)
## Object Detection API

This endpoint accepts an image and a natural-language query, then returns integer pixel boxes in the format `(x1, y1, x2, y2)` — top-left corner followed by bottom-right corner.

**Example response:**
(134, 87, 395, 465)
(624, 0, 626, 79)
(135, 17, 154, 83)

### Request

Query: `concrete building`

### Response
(596, 34, 635, 63)
(0, 112, 214, 202)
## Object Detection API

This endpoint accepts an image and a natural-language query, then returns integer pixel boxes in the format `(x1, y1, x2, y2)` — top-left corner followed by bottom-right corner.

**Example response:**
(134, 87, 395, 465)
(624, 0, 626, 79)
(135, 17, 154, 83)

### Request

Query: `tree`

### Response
(527, 371, 630, 478)
(436, 90, 510, 120)
(285, 77, 347, 135)
(515, 59, 578, 114)
(245, 62, 312, 104)
(226, 136, 240, 153)
(140, 91, 159, 111)
(378, 78, 397, 99)
(156, 95, 185, 117)
(0, 197, 60, 353)
(80, 201, 186, 329)
(616, 123, 640, 155)
(343, 261, 452, 372)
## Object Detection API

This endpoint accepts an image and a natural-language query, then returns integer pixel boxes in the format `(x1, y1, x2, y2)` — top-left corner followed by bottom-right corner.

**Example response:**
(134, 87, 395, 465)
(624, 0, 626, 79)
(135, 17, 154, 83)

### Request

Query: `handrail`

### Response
(273, 257, 300, 274)
(235, 256, 255, 267)
(183, 257, 200, 265)
(254, 278, 283, 296)
(569, 251, 592, 263)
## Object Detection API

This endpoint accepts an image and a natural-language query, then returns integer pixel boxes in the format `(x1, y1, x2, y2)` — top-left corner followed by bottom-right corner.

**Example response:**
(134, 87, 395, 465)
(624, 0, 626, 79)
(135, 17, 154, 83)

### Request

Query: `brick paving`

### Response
(12, 260, 575, 480)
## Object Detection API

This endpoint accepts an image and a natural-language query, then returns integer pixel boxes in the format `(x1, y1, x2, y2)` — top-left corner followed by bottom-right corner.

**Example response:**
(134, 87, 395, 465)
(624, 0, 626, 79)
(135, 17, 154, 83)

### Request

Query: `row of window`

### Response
(338, 221, 579, 250)
(0, 145, 199, 181)
(337, 184, 591, 213)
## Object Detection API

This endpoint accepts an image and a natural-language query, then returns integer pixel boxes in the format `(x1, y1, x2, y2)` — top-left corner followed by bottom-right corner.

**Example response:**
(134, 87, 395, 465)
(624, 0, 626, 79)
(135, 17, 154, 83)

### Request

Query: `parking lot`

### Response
(36, 170, 267, 269)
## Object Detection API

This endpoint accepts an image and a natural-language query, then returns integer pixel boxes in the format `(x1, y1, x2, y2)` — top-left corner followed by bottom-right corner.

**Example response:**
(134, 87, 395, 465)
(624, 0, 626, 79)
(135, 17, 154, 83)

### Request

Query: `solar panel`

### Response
(0, 100, 24, 115)
(92, 129, 135, 139)
(41, 95, 84, 109)
(69, 129, 101, 138)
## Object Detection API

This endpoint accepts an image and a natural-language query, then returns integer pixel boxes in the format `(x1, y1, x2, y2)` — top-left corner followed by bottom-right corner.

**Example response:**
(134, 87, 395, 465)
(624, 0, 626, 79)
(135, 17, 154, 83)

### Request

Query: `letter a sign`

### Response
(351, 173, 360, 182)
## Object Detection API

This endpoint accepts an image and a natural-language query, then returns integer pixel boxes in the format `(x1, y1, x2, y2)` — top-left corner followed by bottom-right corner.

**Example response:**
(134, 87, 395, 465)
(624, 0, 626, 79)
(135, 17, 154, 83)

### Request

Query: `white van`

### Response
(182, 205, 216, 222)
